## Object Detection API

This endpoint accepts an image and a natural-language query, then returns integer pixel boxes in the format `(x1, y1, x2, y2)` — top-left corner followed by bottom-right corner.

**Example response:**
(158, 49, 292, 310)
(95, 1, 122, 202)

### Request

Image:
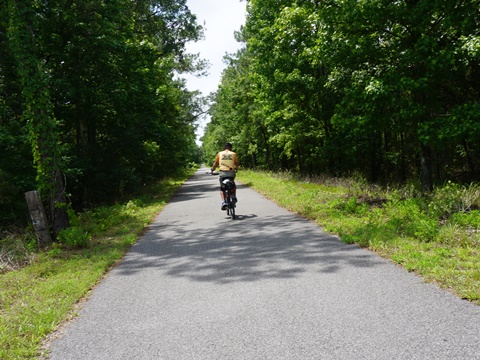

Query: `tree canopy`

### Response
(203, 0, 480, 191)
(1, 0, 204, 228)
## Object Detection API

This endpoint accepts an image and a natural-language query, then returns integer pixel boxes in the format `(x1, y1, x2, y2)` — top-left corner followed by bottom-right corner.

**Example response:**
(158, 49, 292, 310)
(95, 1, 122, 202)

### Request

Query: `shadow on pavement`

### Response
(117, 214, 385, 285)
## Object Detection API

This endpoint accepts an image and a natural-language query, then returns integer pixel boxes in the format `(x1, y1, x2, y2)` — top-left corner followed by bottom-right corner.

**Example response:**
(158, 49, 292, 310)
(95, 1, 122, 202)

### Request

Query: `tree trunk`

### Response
(260, 124, 271, 170)
(400, 132, 407, 184)
(51, 169, 70, 236)
(463, 140, 476, 178)
(420, 143, 433, 194)
(25, 191, 52, 247)
(8, 0, 69, 236)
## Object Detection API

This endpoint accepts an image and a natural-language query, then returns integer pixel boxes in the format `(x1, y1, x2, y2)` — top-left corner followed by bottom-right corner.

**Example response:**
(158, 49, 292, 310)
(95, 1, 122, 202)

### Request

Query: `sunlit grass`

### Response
(2, 167, 479, 359)
(0, 170, 195, 359)
(237, 170, 480, 304)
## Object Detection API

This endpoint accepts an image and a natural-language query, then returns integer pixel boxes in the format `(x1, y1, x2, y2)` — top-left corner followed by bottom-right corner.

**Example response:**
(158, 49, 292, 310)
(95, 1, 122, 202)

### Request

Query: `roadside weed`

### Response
(0, 170, 194, 359)
(237, 170, 480, 305)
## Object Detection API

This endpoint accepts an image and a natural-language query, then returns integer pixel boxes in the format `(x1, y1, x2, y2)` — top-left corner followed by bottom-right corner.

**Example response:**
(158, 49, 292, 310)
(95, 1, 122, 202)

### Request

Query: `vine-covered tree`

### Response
(1, 0, 205, 231)
(8, 0, 69, 239)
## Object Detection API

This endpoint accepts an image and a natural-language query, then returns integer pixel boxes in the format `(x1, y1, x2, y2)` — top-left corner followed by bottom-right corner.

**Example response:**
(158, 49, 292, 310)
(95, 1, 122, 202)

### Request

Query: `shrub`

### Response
(428, 181, 480, 218)
(334, 195, 369, 215)
(385, 199, 438, 242)
(56, 226, 89, 248)
(449, 210, 480, 229)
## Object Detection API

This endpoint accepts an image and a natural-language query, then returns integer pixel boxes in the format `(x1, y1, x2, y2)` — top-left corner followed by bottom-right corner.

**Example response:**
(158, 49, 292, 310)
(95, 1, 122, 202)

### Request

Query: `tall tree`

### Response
(8, 0, 69, 241)
(0, 0, 35, 225)
(1, 0, 204, 230)
(39, 0, 203, 205)
(204, 0, 480, 188)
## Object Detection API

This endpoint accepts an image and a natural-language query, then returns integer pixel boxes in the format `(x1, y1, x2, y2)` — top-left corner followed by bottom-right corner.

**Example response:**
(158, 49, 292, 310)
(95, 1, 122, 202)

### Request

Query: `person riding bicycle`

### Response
(211, 142, 239, 210)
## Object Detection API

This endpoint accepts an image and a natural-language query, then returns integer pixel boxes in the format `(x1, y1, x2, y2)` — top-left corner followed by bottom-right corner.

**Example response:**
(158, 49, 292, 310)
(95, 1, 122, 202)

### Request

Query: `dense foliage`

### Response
(1, 0, 204, 228)
(203, 0, 480, 191)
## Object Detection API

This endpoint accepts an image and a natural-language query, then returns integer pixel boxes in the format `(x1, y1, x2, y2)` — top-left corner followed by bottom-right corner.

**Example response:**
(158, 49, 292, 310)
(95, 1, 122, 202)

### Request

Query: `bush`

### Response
(448, 210, 480, 229)
(56, 226, 89, 248)
(385, 199, 438, 242)
(333, 195, 369, 215)
(428, 181, 480, 218)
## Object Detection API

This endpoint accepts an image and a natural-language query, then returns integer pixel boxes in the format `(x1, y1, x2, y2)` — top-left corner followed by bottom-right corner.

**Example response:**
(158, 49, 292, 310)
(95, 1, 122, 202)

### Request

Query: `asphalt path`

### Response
(49, 167, 480, 359)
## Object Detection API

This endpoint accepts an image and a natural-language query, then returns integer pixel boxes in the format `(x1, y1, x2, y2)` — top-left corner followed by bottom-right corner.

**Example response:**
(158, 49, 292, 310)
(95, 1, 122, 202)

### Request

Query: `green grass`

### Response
(237, 170, 480, 304)
(2, 167, 479, 359)
(0, 170, 194, 359)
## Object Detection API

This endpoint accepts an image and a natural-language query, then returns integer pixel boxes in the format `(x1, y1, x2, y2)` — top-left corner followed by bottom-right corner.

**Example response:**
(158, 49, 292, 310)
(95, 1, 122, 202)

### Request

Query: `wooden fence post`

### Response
(25, 190, 52, 247)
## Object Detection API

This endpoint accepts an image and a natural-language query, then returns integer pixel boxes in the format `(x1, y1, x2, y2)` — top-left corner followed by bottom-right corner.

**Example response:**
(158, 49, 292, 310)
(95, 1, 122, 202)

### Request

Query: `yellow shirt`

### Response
(215, 150, 238, 171)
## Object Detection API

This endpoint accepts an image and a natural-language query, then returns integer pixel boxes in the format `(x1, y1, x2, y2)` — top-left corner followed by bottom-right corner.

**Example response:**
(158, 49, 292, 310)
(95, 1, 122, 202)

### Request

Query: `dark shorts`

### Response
(219, 170, 236, 186)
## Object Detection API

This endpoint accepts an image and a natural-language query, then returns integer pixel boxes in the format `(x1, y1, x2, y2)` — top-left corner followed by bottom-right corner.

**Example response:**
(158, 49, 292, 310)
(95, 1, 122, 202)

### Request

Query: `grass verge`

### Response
(237, 170, 480, 305)
(0, 170, 194, 360)
(2, 168, 478, 359)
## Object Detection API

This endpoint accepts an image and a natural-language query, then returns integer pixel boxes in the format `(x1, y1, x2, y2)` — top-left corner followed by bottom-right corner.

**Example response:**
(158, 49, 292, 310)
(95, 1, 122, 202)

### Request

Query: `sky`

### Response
(183, 0, 247, 143)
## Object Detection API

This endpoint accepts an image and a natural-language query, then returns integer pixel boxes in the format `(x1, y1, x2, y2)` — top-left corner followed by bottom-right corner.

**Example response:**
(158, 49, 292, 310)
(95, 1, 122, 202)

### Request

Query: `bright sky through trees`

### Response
(184, 0, 247, 142)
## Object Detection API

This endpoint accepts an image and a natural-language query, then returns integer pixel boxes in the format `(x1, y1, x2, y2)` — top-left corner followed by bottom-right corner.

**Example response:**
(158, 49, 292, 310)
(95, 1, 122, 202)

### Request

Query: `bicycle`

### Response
(222, 178, 236, 220)
(208, 171, 237, 220)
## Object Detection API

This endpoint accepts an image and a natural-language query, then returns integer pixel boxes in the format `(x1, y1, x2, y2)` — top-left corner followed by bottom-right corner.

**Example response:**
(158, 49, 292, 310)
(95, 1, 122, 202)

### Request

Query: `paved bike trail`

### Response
(48, 167, 480, 359)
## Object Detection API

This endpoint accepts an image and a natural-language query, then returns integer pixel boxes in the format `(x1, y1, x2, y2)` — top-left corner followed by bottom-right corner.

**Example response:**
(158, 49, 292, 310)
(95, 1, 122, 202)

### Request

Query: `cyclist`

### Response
(211, 142, 239, 210)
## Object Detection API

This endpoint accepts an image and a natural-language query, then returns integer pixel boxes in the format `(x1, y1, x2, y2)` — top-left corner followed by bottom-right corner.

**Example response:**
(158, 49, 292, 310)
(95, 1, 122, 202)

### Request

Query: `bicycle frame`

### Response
(207, 171, 237, 219)
(222, 179, 236, 220)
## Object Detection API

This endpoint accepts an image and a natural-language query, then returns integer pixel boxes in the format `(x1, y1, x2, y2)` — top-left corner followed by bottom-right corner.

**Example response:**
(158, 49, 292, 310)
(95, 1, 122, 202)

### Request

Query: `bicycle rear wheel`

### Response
(229, 198, 235, 220)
